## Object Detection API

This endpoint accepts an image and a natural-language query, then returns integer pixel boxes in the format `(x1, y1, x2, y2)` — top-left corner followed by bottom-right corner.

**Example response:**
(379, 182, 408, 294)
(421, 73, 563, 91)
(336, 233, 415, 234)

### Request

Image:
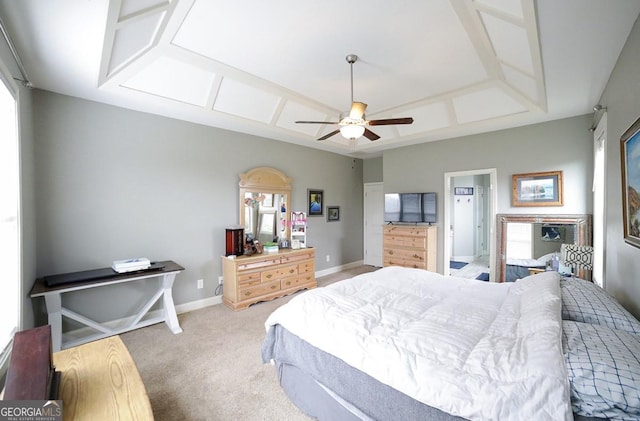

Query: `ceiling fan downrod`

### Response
(346, 54, 357, 105)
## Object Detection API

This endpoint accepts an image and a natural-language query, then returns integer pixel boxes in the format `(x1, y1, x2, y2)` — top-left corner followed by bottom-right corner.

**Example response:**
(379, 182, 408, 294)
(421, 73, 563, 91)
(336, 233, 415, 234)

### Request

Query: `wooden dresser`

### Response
(383, 225, 437, 271)
(221, 248, 316, 310)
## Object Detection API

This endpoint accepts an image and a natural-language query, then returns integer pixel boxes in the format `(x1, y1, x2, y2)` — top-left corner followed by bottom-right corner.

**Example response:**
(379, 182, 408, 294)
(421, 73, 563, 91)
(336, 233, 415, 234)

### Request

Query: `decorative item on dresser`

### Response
(382, 225, 437, 271)
(221, 248, 316, 311)
(290, 211, 307, 248)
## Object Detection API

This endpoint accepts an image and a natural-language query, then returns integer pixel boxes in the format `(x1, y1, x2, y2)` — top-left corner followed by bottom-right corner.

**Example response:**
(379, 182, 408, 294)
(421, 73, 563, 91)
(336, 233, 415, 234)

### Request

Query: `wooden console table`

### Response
(54, 336, 154, 420)
(30, 261, 184, 351)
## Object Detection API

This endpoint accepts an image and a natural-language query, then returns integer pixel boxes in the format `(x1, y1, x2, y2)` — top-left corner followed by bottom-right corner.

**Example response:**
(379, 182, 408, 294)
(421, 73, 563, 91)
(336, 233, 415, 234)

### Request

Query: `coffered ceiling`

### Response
(1, 0, 639, 157)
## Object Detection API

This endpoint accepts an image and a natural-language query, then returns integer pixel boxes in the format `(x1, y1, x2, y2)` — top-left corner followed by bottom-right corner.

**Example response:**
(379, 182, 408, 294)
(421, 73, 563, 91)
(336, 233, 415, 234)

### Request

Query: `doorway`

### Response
(443, 169, 497, 281)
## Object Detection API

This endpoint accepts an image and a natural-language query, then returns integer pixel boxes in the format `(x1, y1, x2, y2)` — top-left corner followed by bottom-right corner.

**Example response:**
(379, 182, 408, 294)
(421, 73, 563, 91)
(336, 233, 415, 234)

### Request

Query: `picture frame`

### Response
(307, 189, 324, 216)
(620, 115, 640, 248)
(454, 187, 474, 195)
(541, 225, 565, 242)
(327, 206, 340, 222)
(512, 171, 563, 207)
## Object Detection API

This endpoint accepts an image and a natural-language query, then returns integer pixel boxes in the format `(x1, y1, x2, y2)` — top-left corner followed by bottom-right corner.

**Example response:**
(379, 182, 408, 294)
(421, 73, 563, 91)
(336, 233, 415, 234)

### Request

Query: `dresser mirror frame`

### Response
(495, 214, 592, 282)
(239, 167, 291, 245)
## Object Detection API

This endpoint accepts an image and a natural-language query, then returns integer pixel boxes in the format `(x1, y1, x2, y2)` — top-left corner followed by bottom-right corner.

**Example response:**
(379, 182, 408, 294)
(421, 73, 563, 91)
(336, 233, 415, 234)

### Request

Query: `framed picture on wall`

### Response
(620, 114, 640, 248)
(327, 206, 340, 222)
(512, 171, 563, 207)
(308, 189, 324, 216)
(454, 187, 474, 195)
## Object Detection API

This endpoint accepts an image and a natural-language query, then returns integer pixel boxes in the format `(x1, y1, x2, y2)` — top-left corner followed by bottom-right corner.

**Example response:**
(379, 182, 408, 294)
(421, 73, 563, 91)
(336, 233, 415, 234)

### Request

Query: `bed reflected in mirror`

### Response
(496, 214, 592, 282)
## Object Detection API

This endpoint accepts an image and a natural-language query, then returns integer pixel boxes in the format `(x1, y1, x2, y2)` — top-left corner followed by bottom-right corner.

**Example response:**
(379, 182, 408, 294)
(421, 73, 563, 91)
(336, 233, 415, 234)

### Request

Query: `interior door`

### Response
(364, 183, 384, 267)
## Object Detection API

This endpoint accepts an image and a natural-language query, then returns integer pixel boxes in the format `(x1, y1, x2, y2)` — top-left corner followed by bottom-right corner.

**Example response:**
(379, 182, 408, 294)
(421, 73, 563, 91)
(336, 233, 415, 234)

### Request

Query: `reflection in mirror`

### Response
(238, 167, 291, 248)
(496, 214, 591, 282)
(243, 192, 287, 244)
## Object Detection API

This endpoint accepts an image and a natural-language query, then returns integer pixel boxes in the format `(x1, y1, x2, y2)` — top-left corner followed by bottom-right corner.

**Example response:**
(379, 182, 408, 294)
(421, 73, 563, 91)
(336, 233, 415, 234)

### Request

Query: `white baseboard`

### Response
(314, 260, 364, 278)
(175, 295, 222, 314)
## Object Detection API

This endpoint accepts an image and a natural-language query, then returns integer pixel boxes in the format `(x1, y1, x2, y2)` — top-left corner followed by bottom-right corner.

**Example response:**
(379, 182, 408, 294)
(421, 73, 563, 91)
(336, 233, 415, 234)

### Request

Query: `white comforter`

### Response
(265, 266, 572, 421)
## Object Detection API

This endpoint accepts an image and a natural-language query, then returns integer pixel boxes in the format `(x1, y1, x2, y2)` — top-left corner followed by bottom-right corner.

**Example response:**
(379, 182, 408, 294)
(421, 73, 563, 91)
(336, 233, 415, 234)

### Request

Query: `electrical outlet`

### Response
(218, 276, 223, 286)
(326, 255, 330, 262)
(197, 279, 204, 289)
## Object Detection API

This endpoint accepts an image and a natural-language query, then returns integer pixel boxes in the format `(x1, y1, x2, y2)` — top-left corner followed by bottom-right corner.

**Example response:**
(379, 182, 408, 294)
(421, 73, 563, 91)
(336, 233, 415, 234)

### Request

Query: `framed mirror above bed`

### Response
(495, 214, 592, 282)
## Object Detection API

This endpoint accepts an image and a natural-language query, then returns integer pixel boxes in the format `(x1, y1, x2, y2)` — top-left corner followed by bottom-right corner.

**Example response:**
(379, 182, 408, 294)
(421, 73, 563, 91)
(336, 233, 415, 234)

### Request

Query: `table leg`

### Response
(161, 273, 182, 334)
(44, 293, 63, 351)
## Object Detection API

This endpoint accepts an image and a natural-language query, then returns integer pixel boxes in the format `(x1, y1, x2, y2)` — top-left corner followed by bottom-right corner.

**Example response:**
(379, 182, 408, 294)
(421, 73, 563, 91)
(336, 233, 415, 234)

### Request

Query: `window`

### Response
(0, 63, 20, 370)
(592, 113, 607, 287)
(506, 222, 533, 259)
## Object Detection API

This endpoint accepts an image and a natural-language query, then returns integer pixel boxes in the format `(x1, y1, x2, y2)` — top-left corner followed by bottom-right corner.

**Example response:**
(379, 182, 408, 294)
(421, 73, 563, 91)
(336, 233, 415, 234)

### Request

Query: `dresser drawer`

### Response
(298, 261, 314, 274)
(298, 272, 315, 284)
(279, 264, 298, 277)
(237, 271, 261, 286)
(281, 276, 303, 290)
(383, 248, 426, 262)
(383, 258, 427, 270)
(404, 237, 426, 248)
(280, 250, 315, 263)
(238, 257, 280, 271)
(239, 279, 280, 300)
(383, 235, 405, 247)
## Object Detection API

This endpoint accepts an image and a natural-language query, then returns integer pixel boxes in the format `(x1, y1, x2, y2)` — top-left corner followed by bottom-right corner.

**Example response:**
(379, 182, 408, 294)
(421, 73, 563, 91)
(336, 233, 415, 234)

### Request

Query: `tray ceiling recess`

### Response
(96, 0, 543, 155)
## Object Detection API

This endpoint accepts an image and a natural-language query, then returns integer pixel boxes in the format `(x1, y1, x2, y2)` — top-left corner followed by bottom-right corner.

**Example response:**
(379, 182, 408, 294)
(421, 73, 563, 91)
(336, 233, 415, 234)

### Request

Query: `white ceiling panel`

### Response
(453, 87, 528, 124)
(121, 56, 215, 106)
(481, 12, 534, 75)
(502, 64, 538, 103)
(109, 11, 165, 75)
(396, 102, 452, 136)
(276, 102, 331, 136)
(214, 78, 280, 123)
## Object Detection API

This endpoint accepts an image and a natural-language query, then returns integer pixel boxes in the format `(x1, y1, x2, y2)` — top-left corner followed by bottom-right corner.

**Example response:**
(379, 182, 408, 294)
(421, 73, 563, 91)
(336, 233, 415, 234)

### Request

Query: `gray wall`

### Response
(383, 114, 594, 274)
(30, 90, 364, 323)
(363, 157, 383, 183)
(599, 14, 640, 317)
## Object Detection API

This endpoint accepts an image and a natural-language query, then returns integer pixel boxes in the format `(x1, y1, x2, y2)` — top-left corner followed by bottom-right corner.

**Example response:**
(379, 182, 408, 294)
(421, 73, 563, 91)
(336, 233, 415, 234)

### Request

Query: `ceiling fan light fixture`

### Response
(340, 124, 365, 140)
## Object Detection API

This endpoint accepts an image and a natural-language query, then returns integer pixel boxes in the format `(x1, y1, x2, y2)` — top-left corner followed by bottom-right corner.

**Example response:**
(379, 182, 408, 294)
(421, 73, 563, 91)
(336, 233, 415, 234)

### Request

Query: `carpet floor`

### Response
(120, 265, 378, 421)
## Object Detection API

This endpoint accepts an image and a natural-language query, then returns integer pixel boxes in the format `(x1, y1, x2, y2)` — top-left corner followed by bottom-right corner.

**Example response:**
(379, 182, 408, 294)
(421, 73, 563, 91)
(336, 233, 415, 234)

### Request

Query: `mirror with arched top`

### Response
(495, 214, 592, 282)
(239, 167, 291, 245)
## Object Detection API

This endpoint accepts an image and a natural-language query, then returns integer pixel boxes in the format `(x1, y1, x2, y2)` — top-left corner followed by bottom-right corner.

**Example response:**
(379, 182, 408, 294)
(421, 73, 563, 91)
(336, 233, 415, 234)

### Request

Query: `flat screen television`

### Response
(384, 192, 436, 224)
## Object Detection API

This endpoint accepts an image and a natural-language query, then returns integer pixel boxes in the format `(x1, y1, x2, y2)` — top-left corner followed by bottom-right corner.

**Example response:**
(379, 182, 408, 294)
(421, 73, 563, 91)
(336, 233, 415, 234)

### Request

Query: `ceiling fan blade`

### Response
(296, 120, 340, 124)
(349, 102, 368, 120)
(363, 128, 380, 141)
(318, 129, 341, 141)
(368, 117, 414, 126)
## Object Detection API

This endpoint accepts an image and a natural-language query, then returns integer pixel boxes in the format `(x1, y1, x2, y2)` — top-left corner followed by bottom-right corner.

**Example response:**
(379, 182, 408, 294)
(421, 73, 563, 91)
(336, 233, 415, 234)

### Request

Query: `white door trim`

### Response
(444, 169, 497, 280)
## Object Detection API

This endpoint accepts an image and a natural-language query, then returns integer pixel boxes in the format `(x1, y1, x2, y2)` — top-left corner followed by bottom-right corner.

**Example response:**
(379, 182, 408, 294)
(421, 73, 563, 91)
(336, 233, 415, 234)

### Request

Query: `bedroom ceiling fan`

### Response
(295, 54, 414, 142)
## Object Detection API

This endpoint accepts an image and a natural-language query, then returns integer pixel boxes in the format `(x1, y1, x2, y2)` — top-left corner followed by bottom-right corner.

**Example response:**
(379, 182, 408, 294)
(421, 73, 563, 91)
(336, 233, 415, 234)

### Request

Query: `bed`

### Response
(505, 252, 562, 282)
(262, 266, 640, 421)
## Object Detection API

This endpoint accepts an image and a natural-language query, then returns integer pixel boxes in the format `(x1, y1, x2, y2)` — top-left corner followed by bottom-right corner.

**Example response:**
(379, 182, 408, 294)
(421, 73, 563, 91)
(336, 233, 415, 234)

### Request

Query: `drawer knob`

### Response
(266, 274, 272, 279)
(244, 291, 252, 296)
(270, 285, 277, 290)
(285, 281, 291, 286)
(289, 269, 295, 274)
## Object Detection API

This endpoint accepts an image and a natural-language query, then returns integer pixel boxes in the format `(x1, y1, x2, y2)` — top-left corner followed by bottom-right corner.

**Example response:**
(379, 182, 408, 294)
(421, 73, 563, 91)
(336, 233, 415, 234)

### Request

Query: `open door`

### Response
(444, 169, 497, 280)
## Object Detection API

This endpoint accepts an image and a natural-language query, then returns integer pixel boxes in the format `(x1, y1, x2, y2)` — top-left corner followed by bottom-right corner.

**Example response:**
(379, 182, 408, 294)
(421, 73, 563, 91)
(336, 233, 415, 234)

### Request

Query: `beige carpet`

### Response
(120, 265, 378, 421)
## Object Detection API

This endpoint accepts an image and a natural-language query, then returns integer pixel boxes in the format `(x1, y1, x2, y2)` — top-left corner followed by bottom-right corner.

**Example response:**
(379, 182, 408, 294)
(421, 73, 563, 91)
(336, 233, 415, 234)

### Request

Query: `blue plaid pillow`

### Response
(560, 278, 640, 334)
(563, 320, 640, 419)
